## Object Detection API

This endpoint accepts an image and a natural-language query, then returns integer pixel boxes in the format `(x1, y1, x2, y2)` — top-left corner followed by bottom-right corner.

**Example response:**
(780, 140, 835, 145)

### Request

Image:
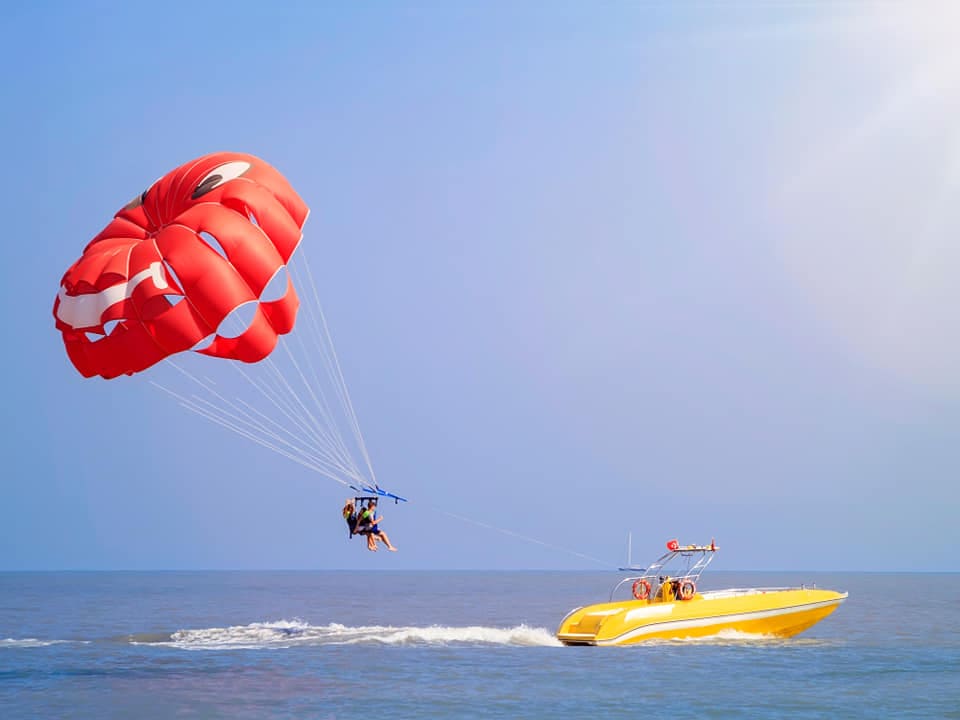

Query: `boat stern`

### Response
(556, 601, 644, 646)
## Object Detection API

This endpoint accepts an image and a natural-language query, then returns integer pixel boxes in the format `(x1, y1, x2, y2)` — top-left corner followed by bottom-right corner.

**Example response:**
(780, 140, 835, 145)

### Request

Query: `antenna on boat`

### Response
(618, 531, 645, 572)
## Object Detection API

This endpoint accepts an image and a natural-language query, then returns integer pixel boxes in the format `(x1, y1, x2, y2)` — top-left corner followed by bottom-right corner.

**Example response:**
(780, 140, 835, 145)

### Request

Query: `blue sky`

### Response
(2, 1, 958, 571)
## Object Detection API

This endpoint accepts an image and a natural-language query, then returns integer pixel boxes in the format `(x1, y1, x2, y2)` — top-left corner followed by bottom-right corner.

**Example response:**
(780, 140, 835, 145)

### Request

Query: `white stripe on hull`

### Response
(596, 596, 845, 646)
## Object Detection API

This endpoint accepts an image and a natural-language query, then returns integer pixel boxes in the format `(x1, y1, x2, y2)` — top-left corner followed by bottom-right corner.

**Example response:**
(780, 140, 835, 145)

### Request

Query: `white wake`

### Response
(157, 619, 562, 649)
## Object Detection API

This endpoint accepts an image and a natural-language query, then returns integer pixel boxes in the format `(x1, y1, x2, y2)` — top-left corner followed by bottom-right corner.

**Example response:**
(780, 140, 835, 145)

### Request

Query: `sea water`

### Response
(1, 571, 957, 718)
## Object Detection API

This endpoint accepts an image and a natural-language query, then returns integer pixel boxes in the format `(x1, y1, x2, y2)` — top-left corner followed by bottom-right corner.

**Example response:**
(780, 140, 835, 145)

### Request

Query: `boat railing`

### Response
(609, 547, 719, 601)
(610, 570, 710, 602)
(700, 586, 800, 599)
(611, 582, 819, 602)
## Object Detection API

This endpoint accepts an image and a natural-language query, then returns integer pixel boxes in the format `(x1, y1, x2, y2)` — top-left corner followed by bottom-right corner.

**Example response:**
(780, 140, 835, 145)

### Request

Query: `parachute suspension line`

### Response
(155, 360, 345, 478)
(156, 358, 356, 484)
(231, 360, 327, 452)
(283, 306, 361, 477)
(172, 357, 318, 456)
(273, 344, 363, 482)
(178, 396, 350, 487)
(227, 360, 363, 483)
(230, 395, 365, 485)
(266, 342, 361, 478)
(213, 309, 364, 483)
(228, 293, 368, 485)
(433, 507, 615, 568)
(252, 353, 337, 456)
(147, 250, 381, 492)
(148, 379, 352, 487)
(295, 248, 378, 486)
(288, 257, 364, 477)
(176, 394, 330, 479)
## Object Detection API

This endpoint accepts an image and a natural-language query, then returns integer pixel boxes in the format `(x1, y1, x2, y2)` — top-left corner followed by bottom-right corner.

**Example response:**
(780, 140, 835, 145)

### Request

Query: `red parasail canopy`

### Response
(53, 152, 309, 379)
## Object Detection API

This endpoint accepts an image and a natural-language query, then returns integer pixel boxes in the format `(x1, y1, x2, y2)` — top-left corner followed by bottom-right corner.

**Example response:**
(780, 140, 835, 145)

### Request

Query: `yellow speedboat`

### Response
(557, 539, 847, 646)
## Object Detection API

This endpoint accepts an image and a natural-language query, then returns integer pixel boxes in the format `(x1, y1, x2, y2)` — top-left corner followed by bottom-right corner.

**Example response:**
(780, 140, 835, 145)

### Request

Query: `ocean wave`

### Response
(150, 619, 561, 649)
(0, 638, 87, 648)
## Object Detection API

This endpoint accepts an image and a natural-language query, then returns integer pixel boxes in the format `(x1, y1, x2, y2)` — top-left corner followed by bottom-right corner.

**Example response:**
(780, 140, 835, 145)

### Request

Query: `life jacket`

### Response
(357, 508, 374, 529)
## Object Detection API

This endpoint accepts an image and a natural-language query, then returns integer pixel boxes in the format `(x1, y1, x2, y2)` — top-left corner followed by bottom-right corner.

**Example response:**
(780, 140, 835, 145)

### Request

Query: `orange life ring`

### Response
(632, 579, 652, 600)
(679, 580, 696, 601)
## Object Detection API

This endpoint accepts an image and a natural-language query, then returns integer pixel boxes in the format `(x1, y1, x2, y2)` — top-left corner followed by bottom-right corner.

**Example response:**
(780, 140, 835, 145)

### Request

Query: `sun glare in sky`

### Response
(774, 1, 960, 393)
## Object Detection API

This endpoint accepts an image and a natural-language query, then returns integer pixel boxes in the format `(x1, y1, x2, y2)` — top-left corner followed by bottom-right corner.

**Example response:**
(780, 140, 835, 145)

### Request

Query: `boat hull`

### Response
(556, 588, 847, 646)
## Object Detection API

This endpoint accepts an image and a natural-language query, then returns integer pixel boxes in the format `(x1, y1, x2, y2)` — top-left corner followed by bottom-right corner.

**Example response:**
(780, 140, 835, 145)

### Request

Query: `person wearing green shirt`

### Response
(356, 499, 397, 552)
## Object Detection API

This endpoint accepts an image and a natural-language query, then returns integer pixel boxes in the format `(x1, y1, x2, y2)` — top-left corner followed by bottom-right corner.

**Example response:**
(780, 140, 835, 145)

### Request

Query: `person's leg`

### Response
(378, 531, 397, 551)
